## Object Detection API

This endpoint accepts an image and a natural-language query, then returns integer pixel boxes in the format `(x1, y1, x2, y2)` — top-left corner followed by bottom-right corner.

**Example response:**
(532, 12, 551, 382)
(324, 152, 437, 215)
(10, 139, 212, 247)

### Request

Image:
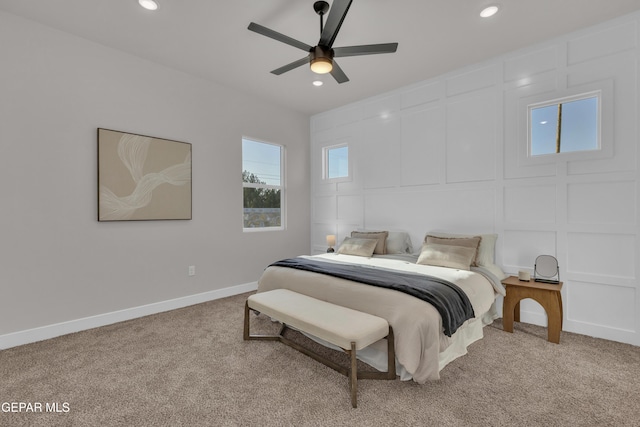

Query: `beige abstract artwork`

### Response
(97, 128, 192, 221)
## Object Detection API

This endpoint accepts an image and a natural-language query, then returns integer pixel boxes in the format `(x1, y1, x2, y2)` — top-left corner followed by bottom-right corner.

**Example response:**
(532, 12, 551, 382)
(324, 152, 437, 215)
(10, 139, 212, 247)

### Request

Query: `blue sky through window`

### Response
(531, 96, 598, 156)
(327, 145, 348, 179)
(242, 138, 281, 185)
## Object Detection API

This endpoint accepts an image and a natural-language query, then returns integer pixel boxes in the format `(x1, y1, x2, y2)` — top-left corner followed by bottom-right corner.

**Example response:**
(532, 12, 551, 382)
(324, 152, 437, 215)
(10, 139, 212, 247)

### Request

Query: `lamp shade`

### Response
(311, 57, 333, 74)
(326, 235, 336, 247)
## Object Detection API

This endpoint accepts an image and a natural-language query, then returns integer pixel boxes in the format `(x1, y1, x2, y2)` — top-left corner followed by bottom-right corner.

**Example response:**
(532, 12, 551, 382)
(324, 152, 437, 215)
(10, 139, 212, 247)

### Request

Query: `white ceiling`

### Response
(2, 0, 640, 116)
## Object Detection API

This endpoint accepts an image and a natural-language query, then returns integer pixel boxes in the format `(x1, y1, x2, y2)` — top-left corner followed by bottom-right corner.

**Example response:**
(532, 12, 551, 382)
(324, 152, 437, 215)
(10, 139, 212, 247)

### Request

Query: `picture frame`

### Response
(97, 128, 192, 221)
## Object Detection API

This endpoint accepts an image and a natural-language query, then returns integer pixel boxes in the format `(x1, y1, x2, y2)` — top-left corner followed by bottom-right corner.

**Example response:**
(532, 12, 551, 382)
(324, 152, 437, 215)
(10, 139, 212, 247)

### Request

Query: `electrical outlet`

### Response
(188, 265, 196, 276)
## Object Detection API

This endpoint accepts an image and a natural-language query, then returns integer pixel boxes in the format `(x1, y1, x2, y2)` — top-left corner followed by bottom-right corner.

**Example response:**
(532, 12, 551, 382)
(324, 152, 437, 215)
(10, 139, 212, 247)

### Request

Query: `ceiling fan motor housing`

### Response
(310, 46, 334, 73)
(311, 45, 334, 61)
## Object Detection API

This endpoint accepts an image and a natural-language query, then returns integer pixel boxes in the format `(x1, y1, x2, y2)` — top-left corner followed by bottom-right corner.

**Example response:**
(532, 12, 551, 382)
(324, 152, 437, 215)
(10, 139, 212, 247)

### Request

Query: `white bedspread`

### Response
(256, 253, 499, 383)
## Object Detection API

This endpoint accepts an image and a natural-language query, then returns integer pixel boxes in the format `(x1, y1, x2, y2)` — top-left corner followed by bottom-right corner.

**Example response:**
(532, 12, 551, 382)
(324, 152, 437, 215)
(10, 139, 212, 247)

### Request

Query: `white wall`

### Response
(310, 12, 640, 346)
(0, 11, 310, 347)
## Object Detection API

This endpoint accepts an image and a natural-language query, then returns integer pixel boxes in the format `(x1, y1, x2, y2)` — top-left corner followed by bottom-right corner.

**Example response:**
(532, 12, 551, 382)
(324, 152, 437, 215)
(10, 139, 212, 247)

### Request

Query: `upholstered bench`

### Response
(243, 289, 396, 408)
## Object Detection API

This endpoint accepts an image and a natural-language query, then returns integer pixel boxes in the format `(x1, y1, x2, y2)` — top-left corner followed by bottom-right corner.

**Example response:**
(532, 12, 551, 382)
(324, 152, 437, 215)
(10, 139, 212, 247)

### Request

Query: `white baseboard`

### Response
(0, 282, 258, 350)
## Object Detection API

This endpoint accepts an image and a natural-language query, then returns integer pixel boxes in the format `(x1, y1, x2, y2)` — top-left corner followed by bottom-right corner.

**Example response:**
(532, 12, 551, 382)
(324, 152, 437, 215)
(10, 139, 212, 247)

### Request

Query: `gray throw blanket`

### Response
(269, 257, 475, 337)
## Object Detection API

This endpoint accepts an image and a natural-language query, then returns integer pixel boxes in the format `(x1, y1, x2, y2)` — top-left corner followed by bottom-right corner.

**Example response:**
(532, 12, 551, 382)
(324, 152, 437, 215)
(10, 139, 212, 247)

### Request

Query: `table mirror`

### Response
(534, 255, 560, 284)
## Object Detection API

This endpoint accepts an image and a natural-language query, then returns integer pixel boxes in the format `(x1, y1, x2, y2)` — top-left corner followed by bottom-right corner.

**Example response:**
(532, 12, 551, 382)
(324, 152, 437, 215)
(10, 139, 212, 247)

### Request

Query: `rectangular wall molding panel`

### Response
(310, 11, 640, 346)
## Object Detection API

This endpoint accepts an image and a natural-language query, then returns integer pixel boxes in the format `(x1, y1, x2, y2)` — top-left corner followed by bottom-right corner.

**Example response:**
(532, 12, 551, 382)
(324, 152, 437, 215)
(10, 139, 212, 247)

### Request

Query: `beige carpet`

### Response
(1, 292, 639, 427)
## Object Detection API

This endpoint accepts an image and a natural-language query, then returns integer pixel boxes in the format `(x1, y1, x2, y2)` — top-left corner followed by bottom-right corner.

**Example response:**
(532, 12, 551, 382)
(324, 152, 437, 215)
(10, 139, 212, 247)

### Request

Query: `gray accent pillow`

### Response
(426, 232, 506, 279)
(351, 231, 388, 254)
(426, 232, 496, 265)
(416, 242, 477, 270)
(337, 237, 379, 257)
(424, 235, 481, 266)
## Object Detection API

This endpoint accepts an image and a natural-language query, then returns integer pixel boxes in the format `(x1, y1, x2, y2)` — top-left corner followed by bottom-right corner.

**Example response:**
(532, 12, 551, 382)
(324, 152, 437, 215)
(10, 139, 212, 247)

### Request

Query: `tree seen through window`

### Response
(242, 139, 283, 229)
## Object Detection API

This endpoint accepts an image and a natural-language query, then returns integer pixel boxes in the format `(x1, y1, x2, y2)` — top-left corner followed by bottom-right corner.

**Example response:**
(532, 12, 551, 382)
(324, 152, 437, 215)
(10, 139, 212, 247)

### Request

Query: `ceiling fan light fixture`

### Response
(139, 0, 159, 11)
(247, 0, 397, 84)
(310, 57, 333, 74)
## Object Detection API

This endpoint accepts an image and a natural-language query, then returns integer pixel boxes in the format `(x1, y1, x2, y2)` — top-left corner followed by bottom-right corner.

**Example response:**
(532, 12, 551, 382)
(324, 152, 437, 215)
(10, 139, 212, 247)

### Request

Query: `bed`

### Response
(255, 231, 506, 384)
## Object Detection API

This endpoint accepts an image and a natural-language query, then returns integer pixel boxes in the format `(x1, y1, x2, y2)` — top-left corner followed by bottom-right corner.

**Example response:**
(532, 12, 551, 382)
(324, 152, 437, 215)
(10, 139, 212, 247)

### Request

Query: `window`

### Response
(323, 143, 349, 180)
(529, 92, 600, 157)
(242, 138, 284, 230)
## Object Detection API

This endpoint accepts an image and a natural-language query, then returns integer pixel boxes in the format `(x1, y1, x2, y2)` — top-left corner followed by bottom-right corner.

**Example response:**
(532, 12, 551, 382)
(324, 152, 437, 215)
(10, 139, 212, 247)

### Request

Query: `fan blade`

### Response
(330, 60, 349, 84)
(271, 56, 310, 75)
(319, 0, 353, 48)
(248, 22, 313, 52)
(333, 43, 398, 57)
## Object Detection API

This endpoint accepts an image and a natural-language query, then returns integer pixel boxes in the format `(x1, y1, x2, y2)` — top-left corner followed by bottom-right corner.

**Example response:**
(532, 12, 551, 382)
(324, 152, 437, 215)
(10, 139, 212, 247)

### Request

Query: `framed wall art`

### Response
(97, 128, 192, 221)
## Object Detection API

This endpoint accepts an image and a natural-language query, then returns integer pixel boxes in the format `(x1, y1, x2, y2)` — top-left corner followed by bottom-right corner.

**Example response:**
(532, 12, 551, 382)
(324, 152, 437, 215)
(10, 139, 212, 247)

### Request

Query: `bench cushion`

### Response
(248, 289, 389, 351)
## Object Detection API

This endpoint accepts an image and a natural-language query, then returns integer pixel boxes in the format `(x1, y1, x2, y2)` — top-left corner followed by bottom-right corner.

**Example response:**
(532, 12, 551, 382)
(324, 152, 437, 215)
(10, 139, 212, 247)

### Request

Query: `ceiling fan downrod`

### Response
(314, 1, 330, 35)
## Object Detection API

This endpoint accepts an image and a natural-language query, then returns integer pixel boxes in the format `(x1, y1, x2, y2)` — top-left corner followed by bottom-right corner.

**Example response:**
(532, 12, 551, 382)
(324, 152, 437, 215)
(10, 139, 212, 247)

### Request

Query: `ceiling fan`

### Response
(247, 0, 398, 84)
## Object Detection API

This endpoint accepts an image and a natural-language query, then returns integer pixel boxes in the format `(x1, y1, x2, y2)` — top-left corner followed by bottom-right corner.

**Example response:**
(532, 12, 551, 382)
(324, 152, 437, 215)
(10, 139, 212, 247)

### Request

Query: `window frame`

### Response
(527, 90, 601, 159)
(519, 81, 613, 166)
(322, 142, 351, 183)
(242, 137, 285, 232)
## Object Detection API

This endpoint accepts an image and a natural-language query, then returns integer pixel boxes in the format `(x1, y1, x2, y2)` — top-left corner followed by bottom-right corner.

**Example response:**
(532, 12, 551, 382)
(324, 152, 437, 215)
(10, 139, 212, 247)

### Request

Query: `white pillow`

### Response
(386, 231, 413, 254)
(480, 263, 507, 280)
(355, 229, 413, 254)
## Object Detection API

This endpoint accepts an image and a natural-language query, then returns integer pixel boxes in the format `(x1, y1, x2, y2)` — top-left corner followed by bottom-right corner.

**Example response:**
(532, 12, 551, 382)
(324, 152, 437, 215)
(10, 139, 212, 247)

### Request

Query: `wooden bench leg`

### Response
(349, 342, 357, 408)
(244, 301, 281, 341)
(245, 299, 396, 408)
(243, 301, 250, 340)
(386, 327, 396, 380)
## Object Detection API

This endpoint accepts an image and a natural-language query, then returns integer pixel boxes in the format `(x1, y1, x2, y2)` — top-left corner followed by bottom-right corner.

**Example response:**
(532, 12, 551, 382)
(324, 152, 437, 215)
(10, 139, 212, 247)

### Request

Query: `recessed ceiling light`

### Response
(480, 5, 499, 18)
(139, 0, 159, 11)
(312, 80, 323, 87)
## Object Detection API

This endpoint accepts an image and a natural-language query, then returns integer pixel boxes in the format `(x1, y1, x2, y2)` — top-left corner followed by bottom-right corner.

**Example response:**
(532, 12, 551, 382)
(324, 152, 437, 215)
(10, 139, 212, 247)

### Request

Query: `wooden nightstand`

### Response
(501, 275, 563, 344)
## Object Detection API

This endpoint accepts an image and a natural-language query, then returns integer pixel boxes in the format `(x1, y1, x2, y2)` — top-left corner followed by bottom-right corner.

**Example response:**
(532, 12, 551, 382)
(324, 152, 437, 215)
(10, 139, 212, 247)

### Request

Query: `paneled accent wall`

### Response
(310, 12, 640, 346)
